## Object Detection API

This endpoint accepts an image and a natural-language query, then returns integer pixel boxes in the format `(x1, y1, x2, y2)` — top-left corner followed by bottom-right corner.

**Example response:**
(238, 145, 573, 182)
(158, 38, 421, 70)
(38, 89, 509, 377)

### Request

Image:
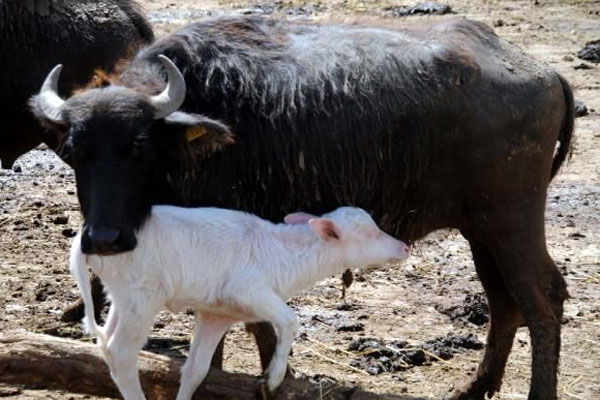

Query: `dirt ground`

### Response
(0, 0, 598, 399)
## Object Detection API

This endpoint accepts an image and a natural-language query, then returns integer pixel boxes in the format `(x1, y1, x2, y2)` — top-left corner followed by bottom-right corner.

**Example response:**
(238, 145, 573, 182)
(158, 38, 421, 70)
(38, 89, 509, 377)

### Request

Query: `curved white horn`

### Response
(150, 55, 186, 119)
(37, 64, 66, 124)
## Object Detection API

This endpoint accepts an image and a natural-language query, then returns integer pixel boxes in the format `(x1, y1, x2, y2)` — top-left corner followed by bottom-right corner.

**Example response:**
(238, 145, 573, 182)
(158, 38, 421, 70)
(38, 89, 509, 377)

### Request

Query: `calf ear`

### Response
(308, 218, 342, 242)
(164, 111, 234, 153)
(284, 212, 317, 225)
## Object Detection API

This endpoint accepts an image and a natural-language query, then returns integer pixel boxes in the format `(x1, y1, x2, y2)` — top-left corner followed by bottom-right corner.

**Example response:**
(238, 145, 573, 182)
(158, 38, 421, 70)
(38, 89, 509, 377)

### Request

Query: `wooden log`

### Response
(0, 331, 422, 400)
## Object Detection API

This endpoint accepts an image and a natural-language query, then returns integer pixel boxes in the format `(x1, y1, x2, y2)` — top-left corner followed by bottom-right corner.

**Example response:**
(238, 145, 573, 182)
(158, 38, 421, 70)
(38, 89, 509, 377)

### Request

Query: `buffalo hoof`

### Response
(285, 364, 296, 378)
(443, 384, 489, 400)
(255, 377, 275, 400)
(60, 298, 85, 322)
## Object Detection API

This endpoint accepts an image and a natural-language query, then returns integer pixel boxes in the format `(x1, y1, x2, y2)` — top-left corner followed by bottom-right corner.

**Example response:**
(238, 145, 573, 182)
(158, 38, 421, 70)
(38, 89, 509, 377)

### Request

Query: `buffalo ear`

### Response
(29, 95, 70, 156)
(308, 218, 342, 242)
(164, 111, 234, 152)
(29, 95, 69, 135)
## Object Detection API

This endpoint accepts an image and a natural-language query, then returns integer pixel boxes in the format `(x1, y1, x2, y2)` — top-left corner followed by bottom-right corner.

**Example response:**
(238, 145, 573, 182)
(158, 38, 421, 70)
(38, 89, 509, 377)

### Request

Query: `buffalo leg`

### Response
(202, 319, 286, 374)
(208, 322, 278, 372)
(491, 236, 567, 400)
(0, 155, 17, 170)
(61, 275, 106, 322)
(210, 337, 225, 368)
(447, 238, 524, 400)
(467, 201, 567, 400)
(0, 125, 43, 170)
(245, 321, 295, 376)
(245, 322, 279, 372)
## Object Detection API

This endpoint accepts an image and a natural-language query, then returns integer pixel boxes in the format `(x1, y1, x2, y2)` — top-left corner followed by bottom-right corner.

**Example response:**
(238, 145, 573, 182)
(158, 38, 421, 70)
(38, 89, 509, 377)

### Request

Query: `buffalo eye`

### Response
(130, 135, 149, 159)
(59, 134, 85, 166)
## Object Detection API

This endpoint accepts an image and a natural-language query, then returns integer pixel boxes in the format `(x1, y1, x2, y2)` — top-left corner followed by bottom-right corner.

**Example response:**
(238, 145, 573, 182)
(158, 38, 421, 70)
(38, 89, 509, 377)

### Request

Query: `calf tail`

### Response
(550, 73, 575, 181)
(69, 235, 107, 350)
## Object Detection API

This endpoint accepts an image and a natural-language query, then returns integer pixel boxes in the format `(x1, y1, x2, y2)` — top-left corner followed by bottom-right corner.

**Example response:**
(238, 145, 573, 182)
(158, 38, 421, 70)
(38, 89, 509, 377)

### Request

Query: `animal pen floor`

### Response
(0, 0, 598, 399)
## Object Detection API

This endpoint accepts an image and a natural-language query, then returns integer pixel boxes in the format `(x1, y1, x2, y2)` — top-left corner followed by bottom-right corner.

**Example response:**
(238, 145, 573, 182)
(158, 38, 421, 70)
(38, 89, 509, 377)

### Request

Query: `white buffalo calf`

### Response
(71, 206, 410, 400)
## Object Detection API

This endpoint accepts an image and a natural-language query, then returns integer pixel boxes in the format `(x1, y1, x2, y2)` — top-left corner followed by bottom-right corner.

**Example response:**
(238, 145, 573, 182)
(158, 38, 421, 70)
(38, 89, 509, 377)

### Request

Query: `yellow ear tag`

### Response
(186, 126, 207, 142)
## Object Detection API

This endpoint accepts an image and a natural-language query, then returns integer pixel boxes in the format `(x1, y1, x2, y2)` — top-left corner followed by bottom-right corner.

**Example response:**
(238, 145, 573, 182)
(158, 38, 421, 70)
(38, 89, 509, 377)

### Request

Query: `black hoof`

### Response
(255, 377, 274, 400)
(60, 298, 85, 322)
(285, 364, 296, 378)
(443, 387, 486, 400)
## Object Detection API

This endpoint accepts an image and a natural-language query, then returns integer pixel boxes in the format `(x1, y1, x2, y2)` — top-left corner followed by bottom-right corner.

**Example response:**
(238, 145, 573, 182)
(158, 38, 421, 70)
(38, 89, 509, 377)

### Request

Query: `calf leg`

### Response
(447, 238, 524, 400)
(95, 303, 119, 357)
(104, 305, 119, 342)
(176, 313, 233, 400)
(244, 291, 298, 397)
(103, 301, 158, 400)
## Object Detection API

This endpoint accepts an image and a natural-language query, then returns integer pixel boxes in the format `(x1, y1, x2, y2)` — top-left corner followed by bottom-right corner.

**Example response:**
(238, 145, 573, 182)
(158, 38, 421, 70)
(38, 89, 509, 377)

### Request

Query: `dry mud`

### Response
(0, 0, 598, 399)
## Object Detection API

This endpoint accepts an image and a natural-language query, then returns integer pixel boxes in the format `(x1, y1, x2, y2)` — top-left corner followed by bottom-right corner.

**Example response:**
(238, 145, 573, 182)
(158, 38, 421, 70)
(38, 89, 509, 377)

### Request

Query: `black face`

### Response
(60, 89, 157, 254)
(34, 86, 233, 255)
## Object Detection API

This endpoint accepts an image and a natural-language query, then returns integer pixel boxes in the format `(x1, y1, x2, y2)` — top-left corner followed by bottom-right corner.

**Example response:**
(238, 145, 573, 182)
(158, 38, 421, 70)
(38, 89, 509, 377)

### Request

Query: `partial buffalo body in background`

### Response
(32, 16, 574, 400)
(0, 0, 153, 169)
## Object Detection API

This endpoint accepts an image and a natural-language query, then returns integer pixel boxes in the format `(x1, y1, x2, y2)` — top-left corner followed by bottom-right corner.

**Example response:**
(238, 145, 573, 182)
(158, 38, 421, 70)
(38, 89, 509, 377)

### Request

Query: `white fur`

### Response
(70, 239, 106, 348)
(70, 206, 409, 400)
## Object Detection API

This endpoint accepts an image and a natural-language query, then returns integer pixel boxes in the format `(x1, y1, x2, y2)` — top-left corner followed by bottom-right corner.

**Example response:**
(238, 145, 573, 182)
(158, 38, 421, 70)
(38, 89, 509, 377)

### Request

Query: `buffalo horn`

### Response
(37, 64, 66, 124)
(150, 55, 186, 119)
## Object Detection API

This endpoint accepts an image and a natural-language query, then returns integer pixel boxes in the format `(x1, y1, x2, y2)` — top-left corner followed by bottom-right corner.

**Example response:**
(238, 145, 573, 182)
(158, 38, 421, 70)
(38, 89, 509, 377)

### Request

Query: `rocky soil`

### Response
(1, 0, 598, 399)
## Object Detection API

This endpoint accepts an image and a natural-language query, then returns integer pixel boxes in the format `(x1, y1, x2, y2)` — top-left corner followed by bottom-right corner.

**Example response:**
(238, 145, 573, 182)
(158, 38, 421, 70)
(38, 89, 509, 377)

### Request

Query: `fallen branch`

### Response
(0, 331, 421, 400)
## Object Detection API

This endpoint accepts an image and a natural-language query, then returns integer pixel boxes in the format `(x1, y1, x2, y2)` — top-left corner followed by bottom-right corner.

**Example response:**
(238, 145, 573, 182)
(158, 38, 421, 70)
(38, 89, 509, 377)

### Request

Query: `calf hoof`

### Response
(255, 377, 275, 400)
(60, 298, 85, 322)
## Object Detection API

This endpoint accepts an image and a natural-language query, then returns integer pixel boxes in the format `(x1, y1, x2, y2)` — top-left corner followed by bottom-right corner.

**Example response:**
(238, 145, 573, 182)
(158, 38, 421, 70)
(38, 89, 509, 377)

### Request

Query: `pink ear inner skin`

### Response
(283, 212, 317, 225)
(308, 218, 340, 241)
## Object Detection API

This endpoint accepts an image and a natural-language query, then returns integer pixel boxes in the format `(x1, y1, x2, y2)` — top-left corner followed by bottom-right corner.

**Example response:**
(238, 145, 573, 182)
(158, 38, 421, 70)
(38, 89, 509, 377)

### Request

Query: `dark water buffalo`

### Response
(31, 16, 573, 400)
(0, 0, 153, 169)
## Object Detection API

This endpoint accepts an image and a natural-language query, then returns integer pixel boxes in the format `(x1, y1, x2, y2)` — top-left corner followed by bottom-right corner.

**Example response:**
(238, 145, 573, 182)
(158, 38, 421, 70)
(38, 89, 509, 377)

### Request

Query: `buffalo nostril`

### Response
(87, 226, 121, 247)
